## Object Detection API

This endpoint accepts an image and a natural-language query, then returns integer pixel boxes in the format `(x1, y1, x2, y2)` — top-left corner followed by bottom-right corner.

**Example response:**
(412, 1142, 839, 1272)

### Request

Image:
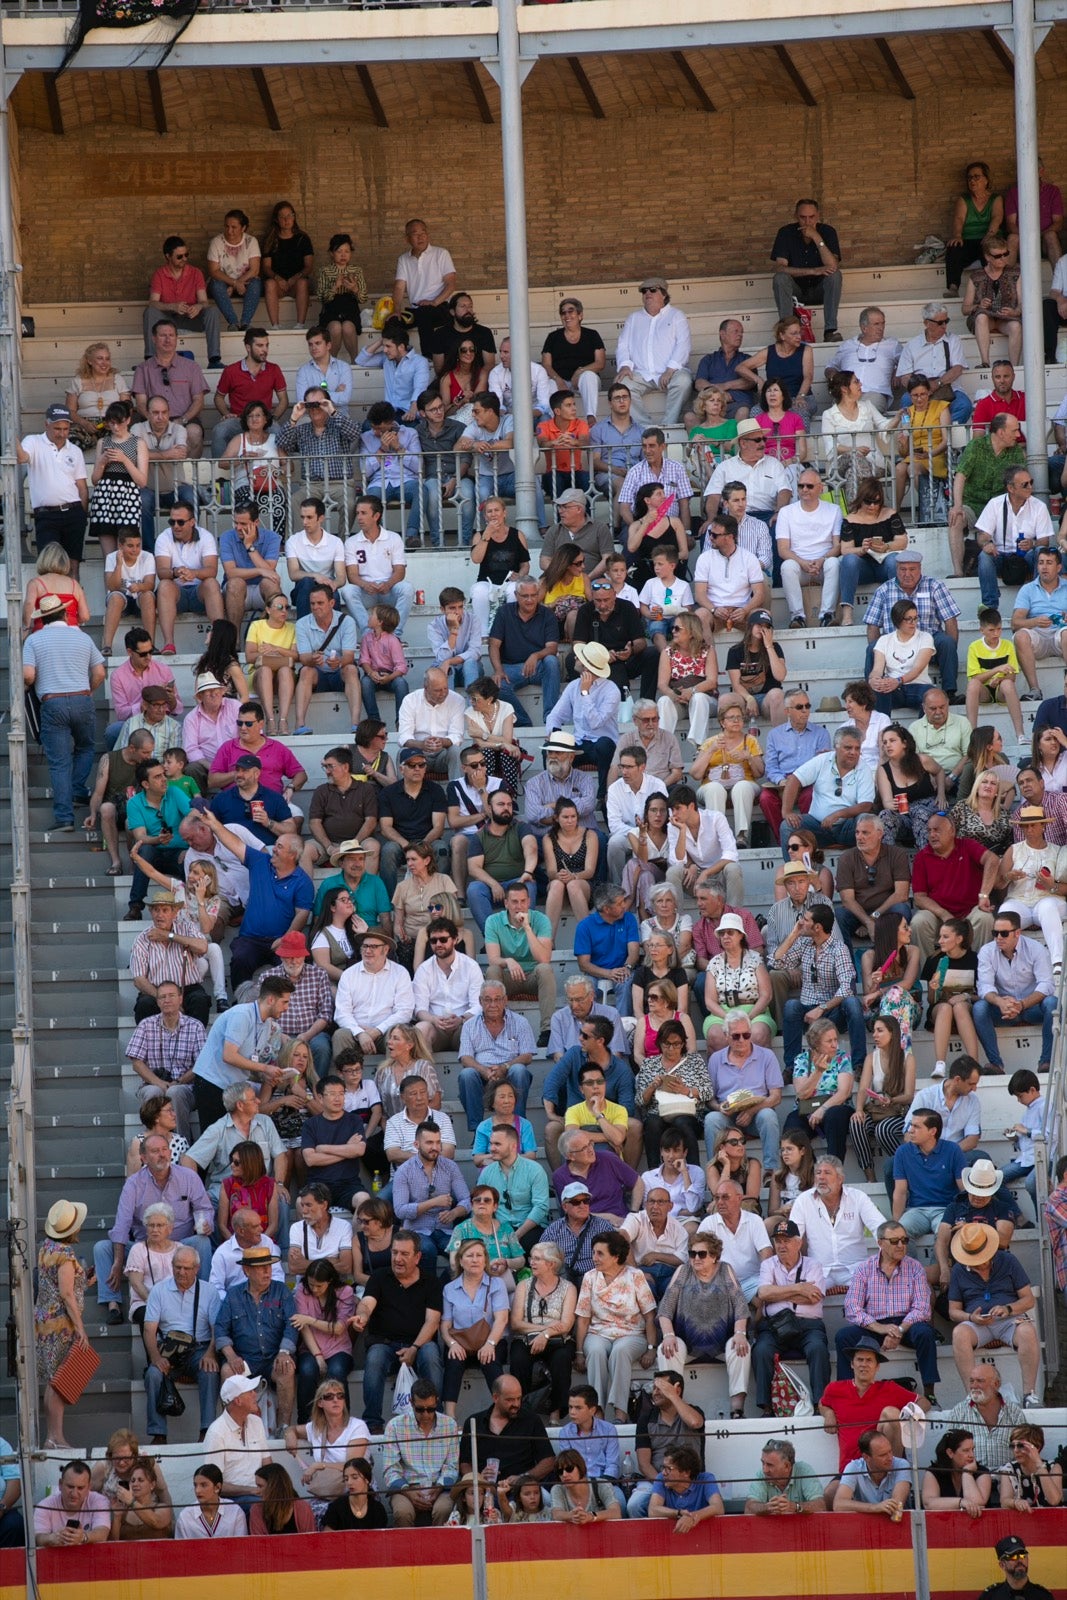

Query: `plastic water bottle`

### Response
(622, 1450, 636, 1490)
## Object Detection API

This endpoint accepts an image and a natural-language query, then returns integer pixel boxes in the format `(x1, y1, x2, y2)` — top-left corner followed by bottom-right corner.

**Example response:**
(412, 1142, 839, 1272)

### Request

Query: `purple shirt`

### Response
(706, 1044, 784, 1105)
(551, 1149, 639, 1216)
(109, 1161, 213, 1246)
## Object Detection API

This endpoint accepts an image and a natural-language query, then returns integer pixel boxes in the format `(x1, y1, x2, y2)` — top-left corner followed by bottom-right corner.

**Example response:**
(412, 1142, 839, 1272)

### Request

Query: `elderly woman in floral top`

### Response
(575, 1232, 658, 1422)
(635, 1018, 711, 1167)
(782, 1017, 854, 1161)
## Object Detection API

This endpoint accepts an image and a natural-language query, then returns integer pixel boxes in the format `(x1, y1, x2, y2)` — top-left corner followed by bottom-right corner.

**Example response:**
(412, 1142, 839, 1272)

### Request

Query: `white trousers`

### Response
(998, 896, 1067, 967)
(698, 779, 761, 836)
(574, 370, 601, 422)
(657, 691, 714, 746)
(620, 371, 693, 429)
(781, 556, 840, 621)
(471, 580, 517, 643)
(659, 1334, 751, 1397)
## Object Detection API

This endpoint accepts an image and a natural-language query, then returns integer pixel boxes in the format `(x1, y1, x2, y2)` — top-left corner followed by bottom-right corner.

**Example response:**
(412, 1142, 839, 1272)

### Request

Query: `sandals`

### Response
(105, 862, 122, 876)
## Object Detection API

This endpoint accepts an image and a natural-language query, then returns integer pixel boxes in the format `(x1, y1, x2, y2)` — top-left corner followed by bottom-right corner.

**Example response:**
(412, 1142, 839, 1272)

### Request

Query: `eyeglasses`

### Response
(412, 1403, 437, 1414)
(728, 1034, 750, 1043)
(927, 317, 950, 326)
(688, 1249, 710, 1259)
(994, 928, 1015, 938)
(792, 702, 811, 710)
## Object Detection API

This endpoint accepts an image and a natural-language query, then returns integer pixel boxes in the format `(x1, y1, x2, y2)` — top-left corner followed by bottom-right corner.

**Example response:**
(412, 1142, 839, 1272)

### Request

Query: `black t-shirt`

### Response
(379, 778, 447, 843)
(634, 1402, 707, 1469)
(322, 1494, 389, 1530)
(489, 603, 559, 665)
(725, 641, 785, 694)
(300, 1110, 368, 1188)
(572, 599, 645, 655)
(633, 963, 688, 998)
(840, 512, 906, 552)
(363, 1267, 443, 1345)
(476, 527, 528, 587)
(461, 1406, 555, 1482)
(978, 1582, 1054, 1600)
(541, 326, 606, 383)
(265, 231, 313, 279)
(432, 321, 498, 367)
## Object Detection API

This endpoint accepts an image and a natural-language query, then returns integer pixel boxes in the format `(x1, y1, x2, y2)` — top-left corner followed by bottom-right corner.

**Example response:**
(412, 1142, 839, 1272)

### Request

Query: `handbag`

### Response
(156, 1372, 186, 1418)
(654, 1089, 694, 1119)
(770, 1355, 813, 1418)
(157, 1279, 200, 1361)
(451, 1283, 493, 1354)
(767, 1263, 807, 1346)
(930, 339, 956, 403)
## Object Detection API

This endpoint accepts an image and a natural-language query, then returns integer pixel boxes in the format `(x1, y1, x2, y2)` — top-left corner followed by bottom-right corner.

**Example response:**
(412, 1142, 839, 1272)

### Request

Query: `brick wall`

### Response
(13, 78, 1067, 305)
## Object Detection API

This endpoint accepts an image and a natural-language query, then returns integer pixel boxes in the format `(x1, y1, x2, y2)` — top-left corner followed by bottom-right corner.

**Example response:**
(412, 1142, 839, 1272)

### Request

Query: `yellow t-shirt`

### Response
(966, 636, 1020, 680)
(543, 573, 587, 607)
(564, 1099, 629, 1130)
(246, 618, 296, 652)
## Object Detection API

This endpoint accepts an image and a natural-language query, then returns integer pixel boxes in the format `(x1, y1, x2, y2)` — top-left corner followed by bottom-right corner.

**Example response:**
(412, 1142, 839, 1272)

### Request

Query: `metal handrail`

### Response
(1032, 965, 1066, 1383)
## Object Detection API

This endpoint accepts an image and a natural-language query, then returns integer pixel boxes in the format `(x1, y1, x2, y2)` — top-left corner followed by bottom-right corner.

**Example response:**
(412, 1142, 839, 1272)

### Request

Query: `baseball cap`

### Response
(561, 1182, 592, 1202)
(771, 1220, 801, 1238)
(995, 1536, 1028, 1560)
(220, 1373, 261, 1404)
(46, 403, 73, 422)
(234, 753, 262, 770)
(556, 487, 588, 508)
(749, 609, 772, 626)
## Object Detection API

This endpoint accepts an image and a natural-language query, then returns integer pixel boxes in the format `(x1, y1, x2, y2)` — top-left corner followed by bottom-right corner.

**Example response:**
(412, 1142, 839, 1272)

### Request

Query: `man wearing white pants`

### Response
(776, 470, 842, 628)
(997, 806, 1067, 973)
(605, 746, 667, 879)
(614, 278, 693, 428)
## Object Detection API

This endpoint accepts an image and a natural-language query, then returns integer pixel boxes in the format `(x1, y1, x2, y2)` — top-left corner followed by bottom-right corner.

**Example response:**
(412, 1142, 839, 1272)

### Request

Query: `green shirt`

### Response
(956, 435, 1026, 517)
(313, 869, 392, 924)
(168, 775, 200, 800)
(911, 710, 971, 771)
(484, 908, 552, 973)
(745, 1462, 824, 1506)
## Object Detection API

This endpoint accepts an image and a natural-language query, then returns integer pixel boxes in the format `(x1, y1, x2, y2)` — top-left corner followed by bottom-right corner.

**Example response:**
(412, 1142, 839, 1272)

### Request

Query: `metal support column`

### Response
(1010, 0, 1048, 494)
(488, 0, 538, 540)
(0, 29, 40, 1590)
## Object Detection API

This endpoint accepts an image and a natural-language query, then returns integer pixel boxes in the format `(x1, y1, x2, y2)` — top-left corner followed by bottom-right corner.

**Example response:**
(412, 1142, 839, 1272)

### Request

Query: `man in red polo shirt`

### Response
(972, 361, 1027, 441)
(910, 812, 999, 963)
(211, 329, 288, 458)
(142, 234, 224, 368)
(819, 1337, 924, 1493)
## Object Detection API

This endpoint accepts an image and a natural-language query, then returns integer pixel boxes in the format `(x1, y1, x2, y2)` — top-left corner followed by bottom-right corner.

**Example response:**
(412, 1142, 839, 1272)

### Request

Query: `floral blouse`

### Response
(791, 1048, 853, 1105)
(576, 1264, 656, 1339)
(948, 800, 1014, 857)
(635, 1051, 713, 1116)
(707, 949, 767, 1011)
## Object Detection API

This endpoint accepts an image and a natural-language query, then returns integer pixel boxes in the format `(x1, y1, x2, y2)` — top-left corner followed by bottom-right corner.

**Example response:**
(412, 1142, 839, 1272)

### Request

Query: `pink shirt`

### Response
(755, 410, 807, 464)
(150, 263, 208, 304)
(182, 699, 240, 763)
(294, 1283, 356, 1360)
(34, 1491, 111, 1537)
(109, 658, 184, 721)
(210, 736, 305, 794)
(359, 631, 408, 675)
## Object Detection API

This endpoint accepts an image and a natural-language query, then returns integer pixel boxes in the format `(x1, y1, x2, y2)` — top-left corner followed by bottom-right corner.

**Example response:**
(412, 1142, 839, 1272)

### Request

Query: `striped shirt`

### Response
(125, 1011, 206, 1080)
(128, 914, 206, 989)
(619, 456, 694, 512)
(843, 1252, 932, 1330)
(258, 961, 334, 1035)
(379, 1410, 460, 1490)
(458, 1010, 537, 1069)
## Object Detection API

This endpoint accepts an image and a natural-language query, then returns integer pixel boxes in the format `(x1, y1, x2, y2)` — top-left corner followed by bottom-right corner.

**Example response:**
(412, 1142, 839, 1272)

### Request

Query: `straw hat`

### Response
(949, 1221, 1000, 1268)
(45, 1199, 88, 1240)
(574, 641, 611, 680)
(962, 1159, 1004, 1198)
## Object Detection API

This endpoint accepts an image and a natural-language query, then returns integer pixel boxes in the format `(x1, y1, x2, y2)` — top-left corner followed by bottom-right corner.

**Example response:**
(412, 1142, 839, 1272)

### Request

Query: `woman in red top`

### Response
(219, 1139, 278, 1239)
(439, 338, 486, 419)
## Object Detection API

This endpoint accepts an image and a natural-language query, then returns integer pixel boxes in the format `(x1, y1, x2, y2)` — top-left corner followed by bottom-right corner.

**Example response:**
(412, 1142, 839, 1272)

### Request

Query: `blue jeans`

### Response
(457, 1064, 533, 1132)
(704, 1108, 781, 1172)
(872, 680, 931, 716)
(778, 814, 860, 858)
(307, 1032, 333, 1079)
(94, 1234, 211, 1305)
(296, 1349, 352, 1423)
(477, 474, 547, 528)
(949, 389, 973, 425)
(496, 656, 562, 727)
(40, 693, 96, 826)
(360, 672, 410, 722)
(783, 997, 866, 1079)
(1000, 1157, 1037, 1201)
(835, 903, 913, 943)
(423, 476, 476, 546)
(864, 629, 958, 697)
(753, 1319, 831, 1409)
(784, 1103, 855, 1163)
(208, 274, 262, 328)
(977, 547, 1037, 611)
(972, 996, 1056, 1068)
(374, 480, 422, 538)
(467, 878, 539, 935)
(341, 580, 415, 638)
(447, 657, 484, 691)
(839, 550, 898, 606)
(290, 576, 331, 619)
(144, 1340, 220, 1436)
(361, 1340, 445, 1434)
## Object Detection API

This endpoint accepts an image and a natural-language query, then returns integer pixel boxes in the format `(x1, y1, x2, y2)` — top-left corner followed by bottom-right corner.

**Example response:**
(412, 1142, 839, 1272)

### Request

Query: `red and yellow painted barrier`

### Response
(2, 1509, 1063, 1600)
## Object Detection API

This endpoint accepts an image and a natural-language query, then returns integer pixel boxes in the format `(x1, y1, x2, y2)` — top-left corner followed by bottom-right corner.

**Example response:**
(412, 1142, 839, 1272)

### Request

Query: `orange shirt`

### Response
(536, 416, 591, 474)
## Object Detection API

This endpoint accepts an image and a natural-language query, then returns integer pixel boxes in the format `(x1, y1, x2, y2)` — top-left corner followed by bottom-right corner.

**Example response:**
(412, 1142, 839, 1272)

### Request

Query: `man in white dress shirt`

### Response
(703, 420, 792, 529)
(825, 308, 902, 406)
(974, 466, 1055, 611)
(332, 927, 414, 1060)
(397, 667, 465, 782)
(776, 468, 843, 628)
(412, 917, 483, 1052)
(696, 1178, 772, 1300)
(488, 336, 555, 423)
(788, 1155, 885, 1288)
(605, 745, 667, 879)
(614, 277, 693, 427)
(894, 304, 973, 424)
(667, 785, 743, 904)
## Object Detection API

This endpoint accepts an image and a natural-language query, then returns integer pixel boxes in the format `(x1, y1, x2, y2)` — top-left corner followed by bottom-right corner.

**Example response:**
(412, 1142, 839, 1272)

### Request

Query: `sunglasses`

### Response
(168, 517, 192, 526)
(237, 719, 257, 727)
(723, 1136, 745, 1145)
(429, 935, 452, 946)
(688, 1249, 710, 1259)
(160, 369, 171, 386)
(412, 1403, 437, 1414)
(994, 928, 1015, 938)
(565, 1197, 590, 1206)
(927, 317, 950, 326)
(792, 702, 811, 710)
(134, 647, 154, 658)
(590, 580, 612, 591)
(728, 1034, 750, 1043)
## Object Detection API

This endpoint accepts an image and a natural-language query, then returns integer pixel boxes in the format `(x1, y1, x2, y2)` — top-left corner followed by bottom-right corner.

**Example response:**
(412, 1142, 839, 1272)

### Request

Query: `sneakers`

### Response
(216, 996, 231, 1013)
(1023, 1392, 1041, 1407)
(824, 328, 843, 342)
(788, 616, 805, 629)
(1019, 688, 1041, 701)
(932, 1060, 946, 1079)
